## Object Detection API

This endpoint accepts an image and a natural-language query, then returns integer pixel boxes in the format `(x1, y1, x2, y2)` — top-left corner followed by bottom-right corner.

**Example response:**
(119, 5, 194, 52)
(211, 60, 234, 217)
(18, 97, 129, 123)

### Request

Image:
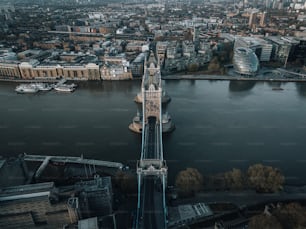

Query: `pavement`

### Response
(172, 186, 306, 208)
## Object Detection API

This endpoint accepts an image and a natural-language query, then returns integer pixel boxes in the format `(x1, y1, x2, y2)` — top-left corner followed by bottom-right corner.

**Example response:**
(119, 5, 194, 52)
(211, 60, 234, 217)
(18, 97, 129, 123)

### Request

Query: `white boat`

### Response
(54, 85, 75, 92)
(32, 83, 53, 91)
(15, 84, 39, 93)
(68, 83, 77, 88)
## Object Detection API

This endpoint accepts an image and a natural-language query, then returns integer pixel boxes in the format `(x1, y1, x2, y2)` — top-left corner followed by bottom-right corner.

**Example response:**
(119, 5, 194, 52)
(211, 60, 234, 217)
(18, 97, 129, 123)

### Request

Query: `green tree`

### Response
(175, 168, 203, 197)
(247, 164, 285, 193)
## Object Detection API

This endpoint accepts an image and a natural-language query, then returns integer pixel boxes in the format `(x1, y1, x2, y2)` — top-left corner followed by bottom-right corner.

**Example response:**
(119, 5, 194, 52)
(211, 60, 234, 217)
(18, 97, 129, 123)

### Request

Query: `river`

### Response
(1, 80, 306, 184)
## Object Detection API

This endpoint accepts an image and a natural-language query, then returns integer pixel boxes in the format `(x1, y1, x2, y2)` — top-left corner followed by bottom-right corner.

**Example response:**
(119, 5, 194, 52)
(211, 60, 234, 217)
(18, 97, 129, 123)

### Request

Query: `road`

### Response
(139, 175, 166, 229)
(173, 188, 306, 207)
(144, 116, 158, 159)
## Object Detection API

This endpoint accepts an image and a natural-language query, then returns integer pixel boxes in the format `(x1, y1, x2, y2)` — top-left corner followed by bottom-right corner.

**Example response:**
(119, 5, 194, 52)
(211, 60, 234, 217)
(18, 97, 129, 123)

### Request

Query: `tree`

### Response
(175, 168, 203, 197)
(247, 164, 285, 193)
(187, 63, 199, 72)
(249, 214, 282, 229)
(249, 203, 306, 229)
(224, 168, 245, 190)
(207, 56, 220, 72)
(274, 203, 306, 229)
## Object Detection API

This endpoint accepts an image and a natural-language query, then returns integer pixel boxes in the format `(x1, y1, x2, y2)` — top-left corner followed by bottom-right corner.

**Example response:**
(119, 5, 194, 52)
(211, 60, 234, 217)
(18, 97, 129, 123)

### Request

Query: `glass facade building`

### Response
(233, 47, 259, 76)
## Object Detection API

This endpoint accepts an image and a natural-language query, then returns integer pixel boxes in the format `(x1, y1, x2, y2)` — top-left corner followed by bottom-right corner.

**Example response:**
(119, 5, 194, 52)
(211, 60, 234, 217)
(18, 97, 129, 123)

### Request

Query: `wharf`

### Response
(0, 78, 60, 83)
(23, 153, 124, 169)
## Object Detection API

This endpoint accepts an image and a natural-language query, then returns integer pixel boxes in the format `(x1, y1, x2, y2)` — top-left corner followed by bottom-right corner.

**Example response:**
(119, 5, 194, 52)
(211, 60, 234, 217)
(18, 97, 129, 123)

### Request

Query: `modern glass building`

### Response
(233, 47, 259, 76)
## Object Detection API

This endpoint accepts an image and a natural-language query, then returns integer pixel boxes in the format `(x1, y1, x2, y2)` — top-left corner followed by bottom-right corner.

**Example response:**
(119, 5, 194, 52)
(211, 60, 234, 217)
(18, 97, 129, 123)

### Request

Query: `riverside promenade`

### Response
(162, 74, 306, 82)
(1, 67, 305, 83)
(162, 67, 306, 82)
(172, 186, 306, 208)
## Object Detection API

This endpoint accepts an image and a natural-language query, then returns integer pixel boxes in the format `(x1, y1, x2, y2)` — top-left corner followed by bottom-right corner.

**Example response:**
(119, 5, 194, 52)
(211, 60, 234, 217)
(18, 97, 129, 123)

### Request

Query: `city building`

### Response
(156, 41, 169, 66)
(130, 52, 146, 78)
(233, 47, 259, 76)
(234, 36, 273, 62)
(260, 12, 267, 27)
(0, 62, 21, 79)
(182, 41, 195, 57)
(249, 11, 258, 28)
(100, 63, 132, 80)
(75, 176, 113, 218)
(0, 175, 114, 228)
(0, 48, 17, 61)
(0, 182, 74, 228)
(265, 36, 299, 63)
(166, 42, 180, 59)
(18, 61, 100, 80)
(168, 203, 213, 228)
(198, 41, 213, 62)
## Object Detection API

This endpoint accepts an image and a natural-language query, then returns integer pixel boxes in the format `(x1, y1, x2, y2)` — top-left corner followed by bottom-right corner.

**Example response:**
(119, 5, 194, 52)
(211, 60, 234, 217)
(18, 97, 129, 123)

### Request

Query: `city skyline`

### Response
(0, 0, 305, 228)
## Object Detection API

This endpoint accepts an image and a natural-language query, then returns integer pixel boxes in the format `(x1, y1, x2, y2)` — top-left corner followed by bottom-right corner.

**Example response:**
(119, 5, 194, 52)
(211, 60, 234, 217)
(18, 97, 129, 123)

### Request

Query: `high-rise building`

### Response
(234, 36, 273, 62)
(260, 12, 267, 27)
(249, 11, 258, 28)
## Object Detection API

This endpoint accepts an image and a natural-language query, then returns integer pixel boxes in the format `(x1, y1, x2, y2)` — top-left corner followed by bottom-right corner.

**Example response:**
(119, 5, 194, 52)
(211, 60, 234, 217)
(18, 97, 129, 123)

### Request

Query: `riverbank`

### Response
(172, 185, 306, 207)
(2, 73, 306, 83)
(0, 78, 59, 83)
(162, 74, 306, 82)
(0, 77, 91, 83)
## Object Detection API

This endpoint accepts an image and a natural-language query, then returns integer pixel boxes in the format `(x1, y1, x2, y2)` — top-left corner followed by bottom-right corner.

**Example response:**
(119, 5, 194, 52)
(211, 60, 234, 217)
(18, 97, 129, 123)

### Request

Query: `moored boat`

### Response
(15, 84, 39, 93)
(272, 87, 284, 91)
(32, 83, 53, 91)
(54, 85, 75, 92)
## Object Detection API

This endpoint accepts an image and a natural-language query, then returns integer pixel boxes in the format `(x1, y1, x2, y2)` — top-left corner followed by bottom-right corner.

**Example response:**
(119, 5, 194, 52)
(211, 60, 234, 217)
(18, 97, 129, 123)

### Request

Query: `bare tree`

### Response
(224, 168, 245, 190)
(249, 214, 282, 229)
(175, 168, 203, 197)
(207, 56, 220, 72)
(249, 203, 306, 229)
(247, 164, 285, 193)
(274, 203, 306, 229)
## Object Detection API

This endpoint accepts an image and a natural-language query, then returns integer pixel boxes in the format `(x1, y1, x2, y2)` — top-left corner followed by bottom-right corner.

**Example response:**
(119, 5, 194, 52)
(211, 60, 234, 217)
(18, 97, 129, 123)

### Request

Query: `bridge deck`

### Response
(138, 175, 167, 229)
(142, 117, 161, 160)
(136, 51, 167, 229)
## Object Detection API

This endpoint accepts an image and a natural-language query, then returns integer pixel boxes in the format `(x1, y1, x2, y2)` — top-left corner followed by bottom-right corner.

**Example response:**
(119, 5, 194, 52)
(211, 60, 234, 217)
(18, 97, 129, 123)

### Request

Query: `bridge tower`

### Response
(129, 52, 174, 134)
(135, 50, 168, 229)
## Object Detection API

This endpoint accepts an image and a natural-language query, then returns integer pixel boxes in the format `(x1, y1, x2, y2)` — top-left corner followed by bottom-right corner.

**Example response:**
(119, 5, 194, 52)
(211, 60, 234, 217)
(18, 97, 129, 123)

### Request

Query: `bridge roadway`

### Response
(137, 116, 167, 229)
(142, 116, 161, 160)
(138, 175, 166, 229)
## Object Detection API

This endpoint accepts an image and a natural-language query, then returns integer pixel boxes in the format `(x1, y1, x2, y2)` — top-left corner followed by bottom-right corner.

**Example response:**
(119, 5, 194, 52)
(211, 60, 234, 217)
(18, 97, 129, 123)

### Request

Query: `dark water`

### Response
(1, 80, 306, 184)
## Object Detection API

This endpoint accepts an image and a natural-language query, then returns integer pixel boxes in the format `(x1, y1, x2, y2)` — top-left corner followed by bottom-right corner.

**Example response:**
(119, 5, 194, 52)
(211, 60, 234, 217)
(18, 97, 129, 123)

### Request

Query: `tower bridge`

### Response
(133, 51, 171, 229)
(129, 52, 174, 134)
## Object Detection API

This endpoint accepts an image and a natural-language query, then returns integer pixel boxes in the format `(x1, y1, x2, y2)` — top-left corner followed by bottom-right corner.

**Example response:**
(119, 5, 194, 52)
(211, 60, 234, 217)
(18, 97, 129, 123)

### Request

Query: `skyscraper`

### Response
(260, 11, 267, 27)
(249, 11, 257, 28)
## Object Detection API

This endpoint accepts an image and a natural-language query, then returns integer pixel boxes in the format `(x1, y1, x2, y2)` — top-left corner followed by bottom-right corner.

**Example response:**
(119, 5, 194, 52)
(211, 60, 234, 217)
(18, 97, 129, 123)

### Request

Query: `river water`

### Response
(1, 80, 306, 184)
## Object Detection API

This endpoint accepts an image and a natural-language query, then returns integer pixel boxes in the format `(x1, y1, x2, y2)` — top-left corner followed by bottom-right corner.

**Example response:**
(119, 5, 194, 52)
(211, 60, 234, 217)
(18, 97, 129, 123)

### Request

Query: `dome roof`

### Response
(233, 47, 259, 76)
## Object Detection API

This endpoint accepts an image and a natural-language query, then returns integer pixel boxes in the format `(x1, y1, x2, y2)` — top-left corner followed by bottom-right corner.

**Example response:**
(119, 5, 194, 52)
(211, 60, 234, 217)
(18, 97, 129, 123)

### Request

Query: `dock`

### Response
(22, 154, 124, 180)
(54, 79, 67, 87)
(23, 153, 123, 169)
